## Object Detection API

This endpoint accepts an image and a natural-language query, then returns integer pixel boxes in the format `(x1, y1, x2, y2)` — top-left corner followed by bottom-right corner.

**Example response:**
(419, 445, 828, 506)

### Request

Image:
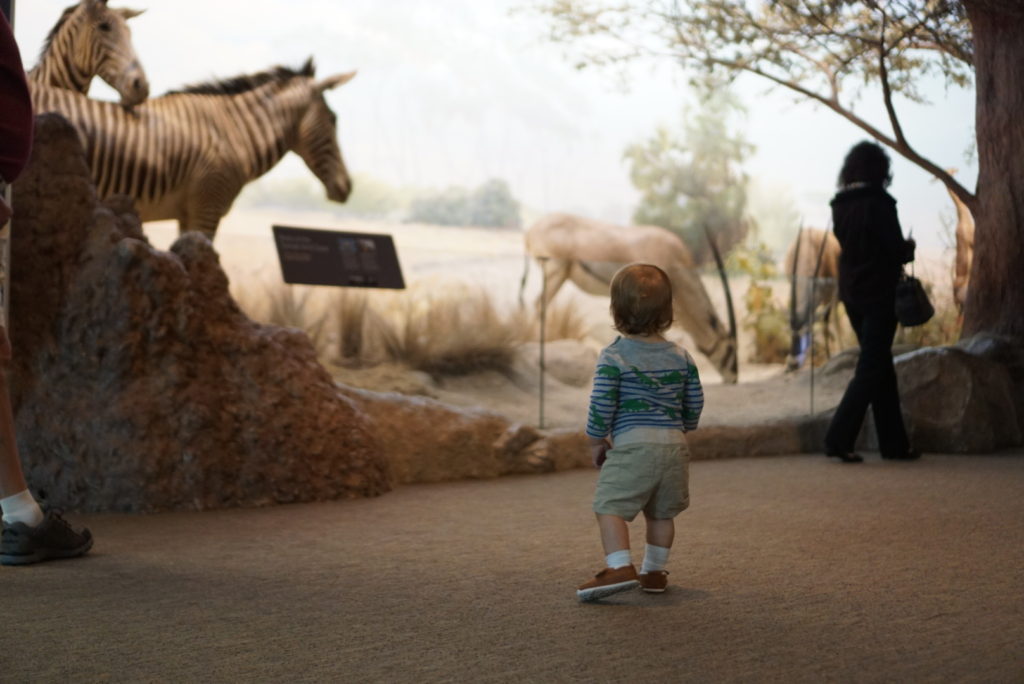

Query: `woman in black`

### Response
(824, 141, 919, 463)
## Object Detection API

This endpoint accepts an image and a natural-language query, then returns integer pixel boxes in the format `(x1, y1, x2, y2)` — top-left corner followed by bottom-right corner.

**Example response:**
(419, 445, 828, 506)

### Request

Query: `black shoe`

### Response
(1, 509, 93, 566)
(882, 449, 921, 461)
(826, 451, 864, 463)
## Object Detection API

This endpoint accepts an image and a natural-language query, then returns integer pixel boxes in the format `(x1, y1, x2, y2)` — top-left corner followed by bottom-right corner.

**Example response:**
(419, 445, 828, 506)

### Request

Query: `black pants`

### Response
(824, 302, 909, 456)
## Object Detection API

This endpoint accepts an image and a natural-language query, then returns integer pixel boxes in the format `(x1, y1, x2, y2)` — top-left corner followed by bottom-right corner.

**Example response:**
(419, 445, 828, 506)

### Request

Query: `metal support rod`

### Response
(538, 257, 548, 430)
(810, 274, 816, 415)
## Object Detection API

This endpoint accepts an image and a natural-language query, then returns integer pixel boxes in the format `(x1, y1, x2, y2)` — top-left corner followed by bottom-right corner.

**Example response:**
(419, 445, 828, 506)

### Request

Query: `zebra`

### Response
(29, 0, 148, 108)
(30, 60, 354, 239)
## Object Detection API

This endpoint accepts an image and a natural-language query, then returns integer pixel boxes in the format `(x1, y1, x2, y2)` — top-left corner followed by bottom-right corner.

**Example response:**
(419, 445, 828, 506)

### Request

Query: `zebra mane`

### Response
(38, 4, 80, 62)
(168, 59, 317, 96)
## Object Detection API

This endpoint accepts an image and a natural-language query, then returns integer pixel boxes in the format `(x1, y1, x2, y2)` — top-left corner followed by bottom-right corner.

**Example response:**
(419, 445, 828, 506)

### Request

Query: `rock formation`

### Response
(10, 114, 390, 512)
(892, 338, 1022, 453)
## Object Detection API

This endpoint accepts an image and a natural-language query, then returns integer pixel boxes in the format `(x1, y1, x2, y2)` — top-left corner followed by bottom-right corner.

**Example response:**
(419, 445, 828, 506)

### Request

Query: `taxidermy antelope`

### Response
(520, 212, 738, 383)
(784, 226, 841, 370)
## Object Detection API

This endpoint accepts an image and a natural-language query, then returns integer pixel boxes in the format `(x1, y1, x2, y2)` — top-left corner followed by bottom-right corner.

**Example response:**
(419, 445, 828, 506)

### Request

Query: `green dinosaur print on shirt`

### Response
(687, 365, 700, 381)
(597, 365, 621, 379)
(589, 406, 607, 429)
(621, 398, 653, 412)
(630, 367, 660, 389)
(659, 370, 685, 385)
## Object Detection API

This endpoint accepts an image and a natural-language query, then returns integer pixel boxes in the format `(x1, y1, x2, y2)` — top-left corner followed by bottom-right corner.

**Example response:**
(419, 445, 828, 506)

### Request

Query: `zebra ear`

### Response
(315, 71, 357, 92)
(116, 8, 146, 20)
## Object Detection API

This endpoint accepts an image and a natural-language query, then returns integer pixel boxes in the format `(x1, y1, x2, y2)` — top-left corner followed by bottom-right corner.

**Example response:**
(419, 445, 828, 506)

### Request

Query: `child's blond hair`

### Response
(610, 263, 673, 336)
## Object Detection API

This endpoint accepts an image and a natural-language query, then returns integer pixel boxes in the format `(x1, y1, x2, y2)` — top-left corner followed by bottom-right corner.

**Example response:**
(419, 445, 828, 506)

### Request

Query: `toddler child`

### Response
(577, 263, 704, 601)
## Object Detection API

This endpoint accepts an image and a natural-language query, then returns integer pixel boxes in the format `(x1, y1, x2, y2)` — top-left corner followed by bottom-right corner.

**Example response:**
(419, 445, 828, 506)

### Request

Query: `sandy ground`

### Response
(3, 453, 1023, 681)
(143, 209, 948, 430)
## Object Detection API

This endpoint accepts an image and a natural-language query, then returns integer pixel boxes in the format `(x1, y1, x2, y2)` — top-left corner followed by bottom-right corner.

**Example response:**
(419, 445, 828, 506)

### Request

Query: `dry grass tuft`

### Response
(395, 285, 524, 375)
(233, 276, 589, 377)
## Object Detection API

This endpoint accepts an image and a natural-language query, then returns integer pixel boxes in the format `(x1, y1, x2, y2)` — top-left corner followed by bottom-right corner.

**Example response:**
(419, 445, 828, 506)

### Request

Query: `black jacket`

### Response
(830, 184, 914, 309)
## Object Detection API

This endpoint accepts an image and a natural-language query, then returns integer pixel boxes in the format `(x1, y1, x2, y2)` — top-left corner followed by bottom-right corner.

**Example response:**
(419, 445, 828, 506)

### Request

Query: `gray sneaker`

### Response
(1, 509, 93, 565)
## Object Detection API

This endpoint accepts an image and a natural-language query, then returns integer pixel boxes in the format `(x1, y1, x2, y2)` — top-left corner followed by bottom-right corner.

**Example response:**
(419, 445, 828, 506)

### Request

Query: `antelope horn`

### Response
(518, 250, 530, 309)
(703, 224, 738, 370)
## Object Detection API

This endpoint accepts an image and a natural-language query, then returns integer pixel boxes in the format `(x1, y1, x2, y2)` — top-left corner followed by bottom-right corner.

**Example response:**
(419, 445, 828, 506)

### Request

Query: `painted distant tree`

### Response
(468, 178, 521, 228)
(535, 0, 1023, 342)
(624, 87, 753, 265)
(407, 178, 521, 228)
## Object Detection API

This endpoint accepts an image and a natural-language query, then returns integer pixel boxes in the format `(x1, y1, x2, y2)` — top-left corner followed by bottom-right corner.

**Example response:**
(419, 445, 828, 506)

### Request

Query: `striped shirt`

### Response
(585, 336, 704, 439)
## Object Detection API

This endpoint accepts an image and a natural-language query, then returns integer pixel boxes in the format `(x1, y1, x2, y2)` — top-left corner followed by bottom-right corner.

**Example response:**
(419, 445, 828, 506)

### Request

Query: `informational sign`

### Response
(272, 225, 405, 289)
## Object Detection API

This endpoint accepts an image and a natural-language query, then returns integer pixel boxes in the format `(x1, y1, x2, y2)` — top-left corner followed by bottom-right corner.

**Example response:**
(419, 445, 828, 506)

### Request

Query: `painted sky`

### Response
(13, 0, 977, 252)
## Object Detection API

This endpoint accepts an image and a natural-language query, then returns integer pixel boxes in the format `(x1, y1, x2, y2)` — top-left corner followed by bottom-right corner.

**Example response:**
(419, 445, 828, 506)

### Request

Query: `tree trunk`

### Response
(961, 1, 1024, 341)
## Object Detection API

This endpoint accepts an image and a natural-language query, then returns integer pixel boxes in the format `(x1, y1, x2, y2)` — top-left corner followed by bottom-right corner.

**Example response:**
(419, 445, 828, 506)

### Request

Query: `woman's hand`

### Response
(904, 237, 916, 262)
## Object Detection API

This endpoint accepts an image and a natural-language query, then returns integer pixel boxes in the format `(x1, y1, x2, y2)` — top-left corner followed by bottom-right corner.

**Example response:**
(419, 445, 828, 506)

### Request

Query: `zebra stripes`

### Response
(31, 62, 354, 239)
(28, 0, 148, 107)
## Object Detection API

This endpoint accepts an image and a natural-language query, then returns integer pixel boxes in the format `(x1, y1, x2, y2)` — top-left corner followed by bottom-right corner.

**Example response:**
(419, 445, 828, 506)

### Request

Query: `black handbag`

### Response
(894, 265, 934, 327)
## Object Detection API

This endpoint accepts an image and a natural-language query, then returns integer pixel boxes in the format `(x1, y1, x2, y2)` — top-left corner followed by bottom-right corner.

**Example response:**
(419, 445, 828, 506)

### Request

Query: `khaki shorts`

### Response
(593, 440, 690, 521)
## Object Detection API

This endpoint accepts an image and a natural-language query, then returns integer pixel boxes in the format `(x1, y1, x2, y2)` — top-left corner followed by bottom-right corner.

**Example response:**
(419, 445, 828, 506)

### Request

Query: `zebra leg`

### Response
(180, 198, 230, 241)
(178, 210, 223, 241)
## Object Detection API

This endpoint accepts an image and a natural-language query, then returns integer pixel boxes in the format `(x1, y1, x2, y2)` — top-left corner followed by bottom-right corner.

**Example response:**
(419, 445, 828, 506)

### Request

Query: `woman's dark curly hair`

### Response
(838, 140, 892, 188)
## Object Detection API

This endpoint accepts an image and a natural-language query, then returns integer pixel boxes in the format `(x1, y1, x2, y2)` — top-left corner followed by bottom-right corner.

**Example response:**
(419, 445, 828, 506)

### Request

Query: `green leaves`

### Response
(623, 85, 752, 265)
(532, 0, 975, 207)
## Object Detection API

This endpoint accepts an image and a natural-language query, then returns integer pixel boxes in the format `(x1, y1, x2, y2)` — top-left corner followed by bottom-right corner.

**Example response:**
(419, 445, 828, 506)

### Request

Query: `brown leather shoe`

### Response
(577, 565, 639, 601)
(639, 570, 669, 593)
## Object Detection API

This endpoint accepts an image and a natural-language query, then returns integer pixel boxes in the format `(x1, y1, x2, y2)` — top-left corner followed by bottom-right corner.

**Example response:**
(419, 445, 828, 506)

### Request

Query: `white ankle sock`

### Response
(605, 549, 632, 569)
(1, 489, 44, 527)
(641, 544, 671, 573)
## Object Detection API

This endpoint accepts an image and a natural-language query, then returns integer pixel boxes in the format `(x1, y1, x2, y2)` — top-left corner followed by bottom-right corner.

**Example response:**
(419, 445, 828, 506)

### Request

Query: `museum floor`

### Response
(1, 452, 1021, 682)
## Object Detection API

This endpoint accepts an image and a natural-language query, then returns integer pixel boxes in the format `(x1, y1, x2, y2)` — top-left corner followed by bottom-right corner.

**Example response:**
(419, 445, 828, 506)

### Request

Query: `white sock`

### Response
(605, 549, 632, 569)
(1, 489, 44, 527)
(641, 544, 671, 574)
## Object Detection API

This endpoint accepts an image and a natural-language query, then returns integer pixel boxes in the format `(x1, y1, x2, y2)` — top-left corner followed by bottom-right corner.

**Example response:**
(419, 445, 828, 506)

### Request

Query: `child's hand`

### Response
(590, 442, 609, 469)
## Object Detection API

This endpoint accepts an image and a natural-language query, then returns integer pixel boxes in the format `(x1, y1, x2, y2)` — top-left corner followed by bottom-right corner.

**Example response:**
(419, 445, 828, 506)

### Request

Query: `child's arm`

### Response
(681, 359, 704, 432)
(585, 357, 620, 462)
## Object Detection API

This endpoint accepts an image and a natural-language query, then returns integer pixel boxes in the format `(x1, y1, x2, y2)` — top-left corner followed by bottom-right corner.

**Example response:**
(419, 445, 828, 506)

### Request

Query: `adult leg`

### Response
(0, 326, 92, 564)
(861, 315, 911, 457)
(0, 326, 35, 506)
(825, 305, 870, 454)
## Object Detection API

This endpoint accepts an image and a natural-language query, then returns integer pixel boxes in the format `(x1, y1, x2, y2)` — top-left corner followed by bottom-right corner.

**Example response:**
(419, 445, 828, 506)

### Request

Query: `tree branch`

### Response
(705, 54, 976, 209)
(876, 8, 909, 147)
